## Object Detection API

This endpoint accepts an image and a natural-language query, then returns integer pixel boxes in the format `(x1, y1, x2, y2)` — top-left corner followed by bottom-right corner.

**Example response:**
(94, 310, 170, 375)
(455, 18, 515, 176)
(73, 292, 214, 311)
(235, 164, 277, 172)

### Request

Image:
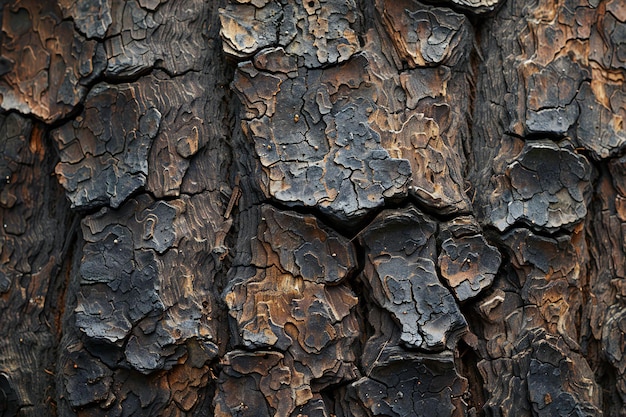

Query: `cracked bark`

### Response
(1, 0, 626, 416)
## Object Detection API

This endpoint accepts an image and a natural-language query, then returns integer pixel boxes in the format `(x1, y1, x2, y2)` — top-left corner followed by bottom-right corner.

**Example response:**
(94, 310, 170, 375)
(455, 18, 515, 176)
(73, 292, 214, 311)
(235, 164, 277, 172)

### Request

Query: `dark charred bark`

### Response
(1, 0, 625, 416)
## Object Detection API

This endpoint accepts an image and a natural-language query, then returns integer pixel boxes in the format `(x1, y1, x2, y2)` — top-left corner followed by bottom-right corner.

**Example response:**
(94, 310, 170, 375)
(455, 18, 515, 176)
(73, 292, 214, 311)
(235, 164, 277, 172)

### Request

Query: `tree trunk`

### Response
(1, 0, 625, 416)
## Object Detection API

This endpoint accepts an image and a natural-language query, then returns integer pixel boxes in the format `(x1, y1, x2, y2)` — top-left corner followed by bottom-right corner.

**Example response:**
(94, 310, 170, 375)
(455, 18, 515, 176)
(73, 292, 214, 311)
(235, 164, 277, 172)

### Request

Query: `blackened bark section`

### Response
(1, 0, 626, 416)
(469, 1, 624, 416)
(0, 113, 75, 416)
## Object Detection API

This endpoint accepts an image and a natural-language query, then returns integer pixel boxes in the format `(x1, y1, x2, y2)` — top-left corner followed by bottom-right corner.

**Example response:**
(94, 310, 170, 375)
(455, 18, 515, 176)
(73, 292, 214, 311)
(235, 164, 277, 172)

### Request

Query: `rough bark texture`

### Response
(1, 0, 626, 416)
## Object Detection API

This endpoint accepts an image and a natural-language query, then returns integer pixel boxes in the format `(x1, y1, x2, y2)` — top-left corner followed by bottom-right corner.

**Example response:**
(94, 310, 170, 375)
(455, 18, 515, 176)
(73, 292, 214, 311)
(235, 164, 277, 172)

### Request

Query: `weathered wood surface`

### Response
(0, 112, 74, 417)
(0, 1, 104, 122)
(1, 0, 626, 416)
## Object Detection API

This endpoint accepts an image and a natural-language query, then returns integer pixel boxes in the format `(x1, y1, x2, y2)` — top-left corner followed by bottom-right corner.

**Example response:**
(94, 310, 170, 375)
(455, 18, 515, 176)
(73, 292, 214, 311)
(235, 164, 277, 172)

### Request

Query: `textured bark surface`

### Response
(1, 0, 626, 416)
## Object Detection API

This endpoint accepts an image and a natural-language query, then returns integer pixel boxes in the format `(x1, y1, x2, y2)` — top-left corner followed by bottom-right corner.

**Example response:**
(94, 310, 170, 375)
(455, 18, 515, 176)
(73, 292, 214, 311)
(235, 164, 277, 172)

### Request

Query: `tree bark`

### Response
(1, 0, 625, 416)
